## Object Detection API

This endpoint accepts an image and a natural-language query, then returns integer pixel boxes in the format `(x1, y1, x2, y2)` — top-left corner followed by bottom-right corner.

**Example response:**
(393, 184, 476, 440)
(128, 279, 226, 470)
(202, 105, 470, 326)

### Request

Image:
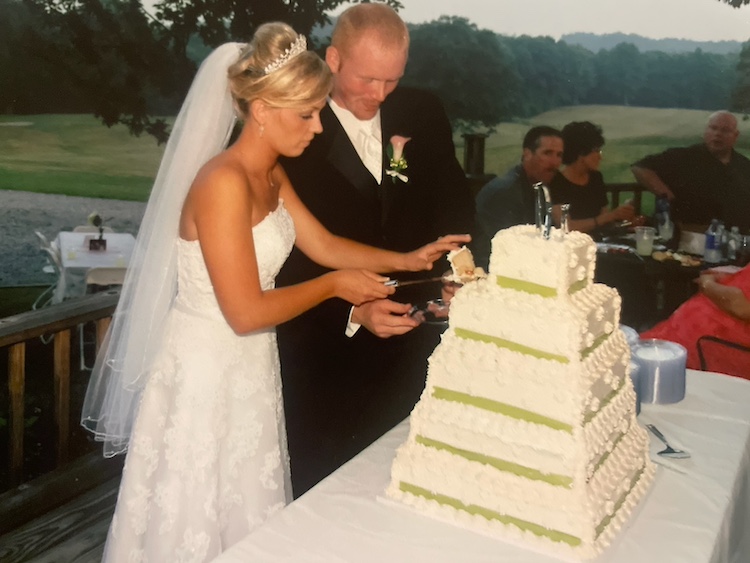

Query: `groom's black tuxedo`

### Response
(277, 87, 474, 497)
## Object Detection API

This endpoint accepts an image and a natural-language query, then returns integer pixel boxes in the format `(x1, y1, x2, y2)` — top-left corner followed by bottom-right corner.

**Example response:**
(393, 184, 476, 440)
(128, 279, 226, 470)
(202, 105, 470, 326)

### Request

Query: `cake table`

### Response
(213, 370, 750, 563)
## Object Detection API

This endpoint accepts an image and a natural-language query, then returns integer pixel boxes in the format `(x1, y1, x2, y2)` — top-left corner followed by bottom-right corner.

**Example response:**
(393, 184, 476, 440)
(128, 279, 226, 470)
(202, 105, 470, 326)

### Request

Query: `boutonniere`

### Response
(386, 135, 411, 183)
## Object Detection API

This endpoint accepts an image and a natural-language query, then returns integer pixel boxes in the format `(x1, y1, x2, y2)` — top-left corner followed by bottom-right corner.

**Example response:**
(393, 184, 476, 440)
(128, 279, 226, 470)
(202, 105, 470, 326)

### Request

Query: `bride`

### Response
(81, 22, 468, 562)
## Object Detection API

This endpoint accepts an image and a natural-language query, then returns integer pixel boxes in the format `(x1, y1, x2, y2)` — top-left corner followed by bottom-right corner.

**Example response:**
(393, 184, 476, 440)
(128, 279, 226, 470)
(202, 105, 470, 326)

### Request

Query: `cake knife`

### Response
(384, 276, 446, 287)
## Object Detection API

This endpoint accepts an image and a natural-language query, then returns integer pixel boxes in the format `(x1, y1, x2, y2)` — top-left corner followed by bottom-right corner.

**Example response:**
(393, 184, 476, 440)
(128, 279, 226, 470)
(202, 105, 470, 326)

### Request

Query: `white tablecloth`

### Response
(214, 370, 750, 563)
(53, 231, 136, 303)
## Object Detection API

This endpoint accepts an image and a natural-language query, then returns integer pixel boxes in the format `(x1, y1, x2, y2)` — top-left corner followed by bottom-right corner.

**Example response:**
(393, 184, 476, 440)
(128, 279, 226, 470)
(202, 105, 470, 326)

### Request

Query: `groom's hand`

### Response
(352, 299, 419, 338)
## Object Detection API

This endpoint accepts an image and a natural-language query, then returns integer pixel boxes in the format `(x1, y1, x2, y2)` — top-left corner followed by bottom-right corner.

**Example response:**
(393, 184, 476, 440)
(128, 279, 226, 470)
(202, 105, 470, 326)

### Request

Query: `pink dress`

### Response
(641, 265, 750, 379)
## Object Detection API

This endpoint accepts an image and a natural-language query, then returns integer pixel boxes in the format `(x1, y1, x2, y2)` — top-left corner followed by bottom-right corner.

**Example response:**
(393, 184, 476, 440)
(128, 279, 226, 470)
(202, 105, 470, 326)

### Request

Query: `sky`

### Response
(383, 0, 750, 42)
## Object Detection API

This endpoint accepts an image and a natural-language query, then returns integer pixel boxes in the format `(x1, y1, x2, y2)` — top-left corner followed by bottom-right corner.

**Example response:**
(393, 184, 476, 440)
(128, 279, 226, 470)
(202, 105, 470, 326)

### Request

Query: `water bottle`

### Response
(717, 222, 727, 260)
(704, 220, 721, 263)
(727, 226, 740, 263)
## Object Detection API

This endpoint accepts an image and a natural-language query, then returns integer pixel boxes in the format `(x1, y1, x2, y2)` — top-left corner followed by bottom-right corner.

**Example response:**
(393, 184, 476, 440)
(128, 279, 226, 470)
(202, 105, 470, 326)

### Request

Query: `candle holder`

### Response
(631, 339, 687, 404)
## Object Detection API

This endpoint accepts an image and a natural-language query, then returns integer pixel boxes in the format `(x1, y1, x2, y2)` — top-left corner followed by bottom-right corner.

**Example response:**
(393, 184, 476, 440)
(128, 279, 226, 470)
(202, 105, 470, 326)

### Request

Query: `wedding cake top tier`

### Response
(489, 224, 596, 298)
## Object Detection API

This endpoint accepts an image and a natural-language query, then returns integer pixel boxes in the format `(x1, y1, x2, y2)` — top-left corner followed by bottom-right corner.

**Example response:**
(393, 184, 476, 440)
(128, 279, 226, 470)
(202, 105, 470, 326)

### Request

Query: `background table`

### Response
(215, 370, 750, 563)
(52, 231, 136, 303)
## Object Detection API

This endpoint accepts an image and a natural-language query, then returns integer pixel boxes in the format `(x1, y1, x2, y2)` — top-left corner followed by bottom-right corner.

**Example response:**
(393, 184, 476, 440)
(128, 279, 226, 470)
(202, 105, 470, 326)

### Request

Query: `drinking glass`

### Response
(634, 226, 656, 256)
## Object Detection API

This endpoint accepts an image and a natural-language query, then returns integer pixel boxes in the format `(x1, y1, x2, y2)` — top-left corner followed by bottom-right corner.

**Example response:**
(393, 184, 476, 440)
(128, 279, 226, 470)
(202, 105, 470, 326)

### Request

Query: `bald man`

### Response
(631, 111, 750, 231)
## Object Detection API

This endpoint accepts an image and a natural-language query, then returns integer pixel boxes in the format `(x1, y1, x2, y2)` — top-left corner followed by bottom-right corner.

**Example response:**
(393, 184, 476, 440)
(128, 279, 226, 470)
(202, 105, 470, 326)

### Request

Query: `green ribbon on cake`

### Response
(432, 387, 573, 432)
(398, 481, 582, 547)
(416, 435, 573, 487)
(454, 328, 611, 363)
(397, 462, 648, 548)
(495, 275, 588, 297)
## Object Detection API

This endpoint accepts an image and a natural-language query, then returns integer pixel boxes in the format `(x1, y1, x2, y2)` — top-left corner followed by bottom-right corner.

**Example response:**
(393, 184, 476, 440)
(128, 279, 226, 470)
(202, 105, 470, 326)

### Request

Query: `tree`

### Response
(731, 42, 750, 113)
(721, 0, 750, 6)
(15, 0, 403, 142)
(402, 16, 519, 131)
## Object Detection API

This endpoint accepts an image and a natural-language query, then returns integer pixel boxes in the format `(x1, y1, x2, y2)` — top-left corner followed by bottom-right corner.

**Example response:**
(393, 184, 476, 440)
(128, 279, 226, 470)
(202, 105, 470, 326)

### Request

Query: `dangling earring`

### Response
(259, 124, 265, 138)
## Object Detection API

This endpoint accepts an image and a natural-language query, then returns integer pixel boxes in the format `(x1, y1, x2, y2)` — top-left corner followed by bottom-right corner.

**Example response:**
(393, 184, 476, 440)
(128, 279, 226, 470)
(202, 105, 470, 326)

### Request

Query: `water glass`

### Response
(634, 226, 656, 256)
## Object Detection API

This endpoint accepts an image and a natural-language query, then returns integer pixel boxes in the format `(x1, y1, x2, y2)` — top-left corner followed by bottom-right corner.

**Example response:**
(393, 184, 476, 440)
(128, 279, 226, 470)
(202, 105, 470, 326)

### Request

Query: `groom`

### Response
(277, 3, 474, 497)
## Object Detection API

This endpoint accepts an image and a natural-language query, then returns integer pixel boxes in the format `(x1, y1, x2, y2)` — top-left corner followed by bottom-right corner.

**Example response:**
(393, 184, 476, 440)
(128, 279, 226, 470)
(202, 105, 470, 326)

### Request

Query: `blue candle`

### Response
(632, 339, 687, 404)
(620, 325, 639, 349)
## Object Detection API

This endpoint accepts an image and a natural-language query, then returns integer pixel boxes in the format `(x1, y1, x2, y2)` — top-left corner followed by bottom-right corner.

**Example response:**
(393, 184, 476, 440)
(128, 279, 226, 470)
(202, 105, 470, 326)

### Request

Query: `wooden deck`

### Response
(0, 452, 123, 563)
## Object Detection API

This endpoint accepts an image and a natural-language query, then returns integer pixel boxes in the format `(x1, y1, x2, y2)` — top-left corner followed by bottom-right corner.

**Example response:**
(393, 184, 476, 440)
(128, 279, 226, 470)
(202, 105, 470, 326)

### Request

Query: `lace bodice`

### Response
(174, 201, 295, 315)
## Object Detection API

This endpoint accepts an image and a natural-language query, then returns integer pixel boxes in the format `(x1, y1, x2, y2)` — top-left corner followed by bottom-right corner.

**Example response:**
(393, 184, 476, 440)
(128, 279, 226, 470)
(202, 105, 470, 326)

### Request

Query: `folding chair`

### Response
(33, 246, 62, 310)
(696, 335, 750, 379)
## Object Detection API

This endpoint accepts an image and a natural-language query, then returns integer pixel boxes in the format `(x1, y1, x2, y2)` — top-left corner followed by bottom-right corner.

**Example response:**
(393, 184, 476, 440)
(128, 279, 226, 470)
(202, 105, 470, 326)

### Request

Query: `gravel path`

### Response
(0, 190, 146, 286)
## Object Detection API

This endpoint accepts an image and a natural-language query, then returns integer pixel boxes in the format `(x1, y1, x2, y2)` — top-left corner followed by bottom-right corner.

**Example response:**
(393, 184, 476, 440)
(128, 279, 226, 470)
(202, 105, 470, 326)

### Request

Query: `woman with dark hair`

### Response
(549, 121, 635, 233)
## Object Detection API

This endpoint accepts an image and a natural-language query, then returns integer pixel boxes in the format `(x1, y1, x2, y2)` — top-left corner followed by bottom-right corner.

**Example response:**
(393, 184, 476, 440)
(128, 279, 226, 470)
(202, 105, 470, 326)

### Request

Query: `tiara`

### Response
(263, 35, 307, 75)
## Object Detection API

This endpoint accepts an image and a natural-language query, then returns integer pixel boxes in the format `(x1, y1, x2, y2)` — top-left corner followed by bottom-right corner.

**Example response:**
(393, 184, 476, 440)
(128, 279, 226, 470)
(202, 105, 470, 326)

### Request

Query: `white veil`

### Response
(81, 42, 244, 457)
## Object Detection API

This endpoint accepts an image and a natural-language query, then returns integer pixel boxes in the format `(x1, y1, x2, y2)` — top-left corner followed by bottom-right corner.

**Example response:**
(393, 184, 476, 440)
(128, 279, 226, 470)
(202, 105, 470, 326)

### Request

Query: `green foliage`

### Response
(731, 42, 750, 113)
(2, 0, 402, 142)
(402, 17, 518, 132)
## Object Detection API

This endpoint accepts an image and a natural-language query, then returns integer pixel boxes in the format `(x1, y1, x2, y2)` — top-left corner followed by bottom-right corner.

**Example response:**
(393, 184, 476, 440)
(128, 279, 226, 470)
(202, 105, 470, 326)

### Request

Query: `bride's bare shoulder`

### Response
(191, 151, 248, 196)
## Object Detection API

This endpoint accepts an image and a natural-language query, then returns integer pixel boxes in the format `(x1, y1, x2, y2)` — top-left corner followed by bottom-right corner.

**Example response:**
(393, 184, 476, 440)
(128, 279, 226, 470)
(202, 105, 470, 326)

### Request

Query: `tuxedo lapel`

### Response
(322, 106, 380, 205)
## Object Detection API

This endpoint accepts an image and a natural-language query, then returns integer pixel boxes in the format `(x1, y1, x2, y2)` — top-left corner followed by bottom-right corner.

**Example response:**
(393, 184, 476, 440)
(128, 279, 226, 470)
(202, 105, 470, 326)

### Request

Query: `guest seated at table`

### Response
(473, 125, 563, 267)
(640, 265, 750, 379)
(549, 121, 635, 234)
(631, 111, 750, 233)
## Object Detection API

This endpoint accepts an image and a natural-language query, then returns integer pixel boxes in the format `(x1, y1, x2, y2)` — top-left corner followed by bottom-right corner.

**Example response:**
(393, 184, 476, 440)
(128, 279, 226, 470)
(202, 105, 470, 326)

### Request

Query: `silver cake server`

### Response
(646, 424, 691, 459)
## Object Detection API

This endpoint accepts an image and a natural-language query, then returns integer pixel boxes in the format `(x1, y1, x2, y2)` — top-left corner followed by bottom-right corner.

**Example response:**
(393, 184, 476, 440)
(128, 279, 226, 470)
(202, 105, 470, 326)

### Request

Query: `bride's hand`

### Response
(400, 234, 471, 272)
(328, 270, 395, 306)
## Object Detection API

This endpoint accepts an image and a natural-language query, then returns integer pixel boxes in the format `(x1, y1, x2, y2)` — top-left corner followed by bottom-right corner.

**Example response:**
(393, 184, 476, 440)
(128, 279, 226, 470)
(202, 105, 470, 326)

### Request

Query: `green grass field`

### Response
(3, 106, 749, 204)
(0, 114, 167, 200)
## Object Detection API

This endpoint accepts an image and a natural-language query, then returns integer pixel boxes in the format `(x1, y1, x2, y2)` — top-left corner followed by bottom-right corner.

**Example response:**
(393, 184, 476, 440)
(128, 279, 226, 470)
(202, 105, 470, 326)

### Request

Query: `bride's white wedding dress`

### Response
(103, 202, 295, 563)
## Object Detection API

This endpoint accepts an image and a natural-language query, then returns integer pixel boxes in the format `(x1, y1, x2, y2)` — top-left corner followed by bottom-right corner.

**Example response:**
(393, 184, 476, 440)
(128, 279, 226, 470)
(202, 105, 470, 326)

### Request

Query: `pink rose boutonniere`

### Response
(386, 135, 411, 183)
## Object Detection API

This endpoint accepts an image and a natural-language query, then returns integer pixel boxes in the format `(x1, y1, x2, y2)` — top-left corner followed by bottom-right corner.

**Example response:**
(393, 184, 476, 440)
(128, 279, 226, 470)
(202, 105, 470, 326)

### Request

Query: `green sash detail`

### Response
(454, 328, 570, 363)
(590, 431, 626, 475)
(454, 328, 612, 363)
(495, 275, 589, 297)
(583, 378, 625, 425)
(398, 482, 582, 547)
(416, 435, 573, 488)
(595, 465, 646, 538)
(432, 387, 573, 433)
(568, 278, 588, 294)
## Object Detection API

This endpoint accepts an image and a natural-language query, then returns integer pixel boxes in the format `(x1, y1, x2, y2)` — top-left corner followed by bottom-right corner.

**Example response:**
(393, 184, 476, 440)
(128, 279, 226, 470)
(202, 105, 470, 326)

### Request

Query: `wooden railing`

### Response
(0, 291, 119, 486)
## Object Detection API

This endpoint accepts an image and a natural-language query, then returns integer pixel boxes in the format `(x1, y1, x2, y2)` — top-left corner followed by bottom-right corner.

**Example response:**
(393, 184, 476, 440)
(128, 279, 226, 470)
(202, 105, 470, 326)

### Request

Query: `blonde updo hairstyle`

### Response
(227, 22, 332, 119)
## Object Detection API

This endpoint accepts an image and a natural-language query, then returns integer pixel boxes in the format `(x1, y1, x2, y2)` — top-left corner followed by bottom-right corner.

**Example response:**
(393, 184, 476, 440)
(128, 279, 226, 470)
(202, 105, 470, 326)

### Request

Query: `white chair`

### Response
(73, 225, 115, 233)
(79, 267, 127, 370)
(85, 267, 127, 288)
(33, 246, 62, 310)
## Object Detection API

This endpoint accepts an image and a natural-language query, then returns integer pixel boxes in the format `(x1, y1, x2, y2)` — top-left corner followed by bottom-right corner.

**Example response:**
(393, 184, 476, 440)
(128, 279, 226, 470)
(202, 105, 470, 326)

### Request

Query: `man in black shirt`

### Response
(631, 111, 750, 232)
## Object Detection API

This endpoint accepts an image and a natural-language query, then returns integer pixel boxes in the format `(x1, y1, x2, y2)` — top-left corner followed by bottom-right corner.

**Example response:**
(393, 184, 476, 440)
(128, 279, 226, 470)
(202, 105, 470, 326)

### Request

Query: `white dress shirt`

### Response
(328, 99, 385, 336)
(329, 98, 383, 184)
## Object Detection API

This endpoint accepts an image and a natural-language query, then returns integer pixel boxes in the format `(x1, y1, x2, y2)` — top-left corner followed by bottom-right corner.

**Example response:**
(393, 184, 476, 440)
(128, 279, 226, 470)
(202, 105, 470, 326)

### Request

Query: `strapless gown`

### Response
(103, 202, 296, 562)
